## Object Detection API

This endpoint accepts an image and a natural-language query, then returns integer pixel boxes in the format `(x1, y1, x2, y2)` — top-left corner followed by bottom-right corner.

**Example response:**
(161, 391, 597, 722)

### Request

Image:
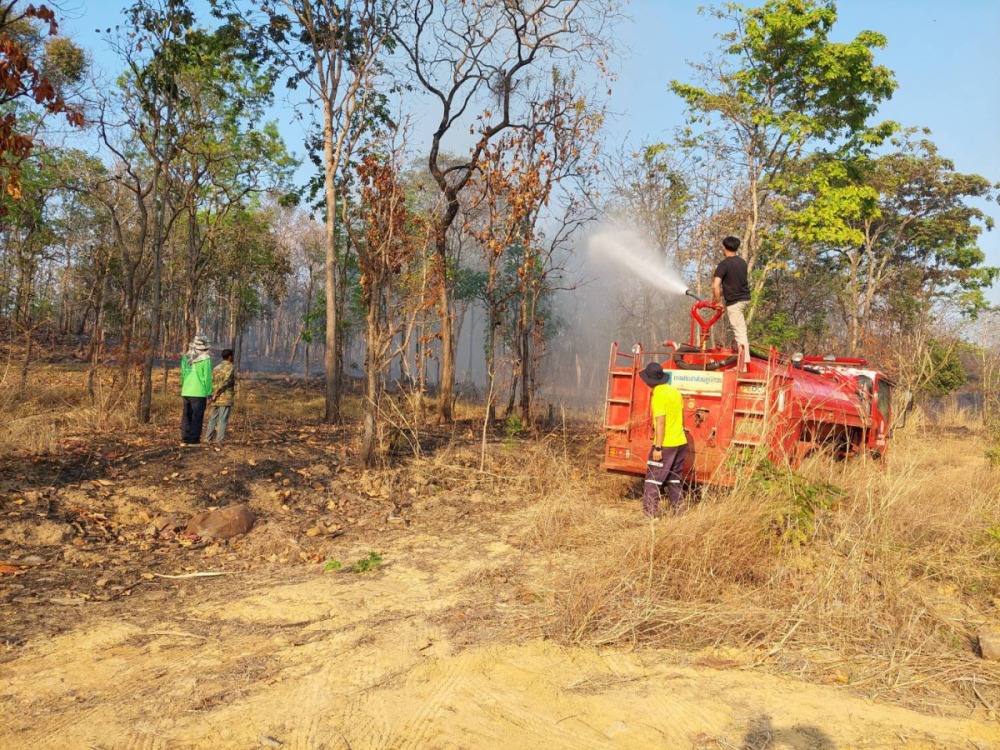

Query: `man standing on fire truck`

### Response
(713, 235, 752, 366)
(639, 362, 688, 517)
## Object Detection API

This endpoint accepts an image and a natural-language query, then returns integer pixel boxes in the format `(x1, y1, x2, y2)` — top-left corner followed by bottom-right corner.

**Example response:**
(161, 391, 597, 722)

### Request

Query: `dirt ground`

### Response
(2, 381, 999, 749)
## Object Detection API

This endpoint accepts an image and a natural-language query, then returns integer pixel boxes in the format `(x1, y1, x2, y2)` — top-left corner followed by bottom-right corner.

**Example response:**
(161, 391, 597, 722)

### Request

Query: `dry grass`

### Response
(528, 409, 1000, 710)
(6, 361, 1000, 712)
(0, 364, 148, 456)
(0, 364, 364, 458)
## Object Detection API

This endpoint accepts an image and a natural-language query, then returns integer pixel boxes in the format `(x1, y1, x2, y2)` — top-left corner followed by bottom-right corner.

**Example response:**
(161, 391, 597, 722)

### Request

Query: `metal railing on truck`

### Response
(604, 342, 639, 439)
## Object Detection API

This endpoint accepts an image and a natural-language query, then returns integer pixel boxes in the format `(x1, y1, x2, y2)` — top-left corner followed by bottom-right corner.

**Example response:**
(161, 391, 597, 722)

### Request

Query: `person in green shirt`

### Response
(204, 349, 235, 445)
(639, 362, 688, 517)
(180, 335, 213, 446)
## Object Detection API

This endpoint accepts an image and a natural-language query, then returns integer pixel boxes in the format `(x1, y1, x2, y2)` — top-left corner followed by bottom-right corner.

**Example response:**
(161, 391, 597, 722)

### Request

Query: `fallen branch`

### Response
(146, 630, 208, 640)
(152, 571, 237, 580)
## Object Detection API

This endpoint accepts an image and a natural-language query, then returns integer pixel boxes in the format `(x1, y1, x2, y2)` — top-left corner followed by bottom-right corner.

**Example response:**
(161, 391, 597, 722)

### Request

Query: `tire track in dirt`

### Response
(639, 669, 727, 742)
(333, 643, 400, 750)
(465, 684, 612, 750)
(0, 624, 154, 748)
(394, 651, 469, 750)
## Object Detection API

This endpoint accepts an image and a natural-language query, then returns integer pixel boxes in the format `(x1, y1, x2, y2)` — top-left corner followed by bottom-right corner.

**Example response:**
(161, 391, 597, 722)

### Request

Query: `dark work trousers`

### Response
(642, 442, 688, 517)
(181, 397, 208, 444)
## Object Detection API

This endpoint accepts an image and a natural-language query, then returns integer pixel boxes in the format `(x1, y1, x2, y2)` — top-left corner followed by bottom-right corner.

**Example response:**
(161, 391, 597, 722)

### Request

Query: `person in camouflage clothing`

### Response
(204, 349, 236, 445)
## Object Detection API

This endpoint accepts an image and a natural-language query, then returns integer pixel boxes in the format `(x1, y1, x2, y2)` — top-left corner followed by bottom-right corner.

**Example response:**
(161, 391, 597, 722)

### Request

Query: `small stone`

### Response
(20, 555, 45, 565)
(95, 578, 108, 588)
(979, 628, 1000, 661)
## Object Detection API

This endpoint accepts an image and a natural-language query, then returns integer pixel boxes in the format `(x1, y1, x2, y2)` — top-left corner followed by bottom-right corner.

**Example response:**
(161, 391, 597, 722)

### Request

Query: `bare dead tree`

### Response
(398, 0, 618, 421)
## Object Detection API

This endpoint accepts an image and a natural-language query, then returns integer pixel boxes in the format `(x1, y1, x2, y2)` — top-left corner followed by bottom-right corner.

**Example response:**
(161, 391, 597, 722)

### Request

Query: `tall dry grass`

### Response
(528, 406, 1000, 709)
(0, 358, 383, 458)
(0, 364, 155, 456)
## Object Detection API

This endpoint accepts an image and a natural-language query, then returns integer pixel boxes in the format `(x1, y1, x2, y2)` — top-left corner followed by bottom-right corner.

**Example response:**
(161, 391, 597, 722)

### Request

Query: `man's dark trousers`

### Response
(181, 396, 208, 444)
(642, 442, 688, 517)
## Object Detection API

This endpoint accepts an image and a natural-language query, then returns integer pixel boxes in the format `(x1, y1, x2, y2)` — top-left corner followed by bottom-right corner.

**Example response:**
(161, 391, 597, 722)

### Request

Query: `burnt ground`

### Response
(0, 391, 546, 655)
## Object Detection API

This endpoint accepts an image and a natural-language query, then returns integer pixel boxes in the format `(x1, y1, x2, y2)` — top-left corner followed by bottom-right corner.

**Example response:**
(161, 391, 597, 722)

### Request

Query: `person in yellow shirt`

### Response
(639, 362, 688, 517)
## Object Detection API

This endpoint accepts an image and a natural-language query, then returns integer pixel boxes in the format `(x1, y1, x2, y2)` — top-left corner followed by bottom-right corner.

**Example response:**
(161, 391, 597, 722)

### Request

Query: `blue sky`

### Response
(65, 0, 1000, 296)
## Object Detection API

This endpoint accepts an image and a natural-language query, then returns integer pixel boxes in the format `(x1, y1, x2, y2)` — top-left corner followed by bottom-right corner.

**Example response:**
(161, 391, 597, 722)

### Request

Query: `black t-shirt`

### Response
(714, 255, 751, 305)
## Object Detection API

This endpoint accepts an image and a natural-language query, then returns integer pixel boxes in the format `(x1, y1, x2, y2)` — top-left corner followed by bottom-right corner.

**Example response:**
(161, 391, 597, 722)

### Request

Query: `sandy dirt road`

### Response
(2, 513, 997, 750)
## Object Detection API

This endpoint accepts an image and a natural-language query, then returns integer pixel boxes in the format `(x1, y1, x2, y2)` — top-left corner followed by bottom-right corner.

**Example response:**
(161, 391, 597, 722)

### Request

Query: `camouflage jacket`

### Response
(212, 361, 236, 406)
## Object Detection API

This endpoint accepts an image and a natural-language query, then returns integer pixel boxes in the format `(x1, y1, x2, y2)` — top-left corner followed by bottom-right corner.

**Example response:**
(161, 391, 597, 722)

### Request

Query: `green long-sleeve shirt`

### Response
(180, 356, 213, 398)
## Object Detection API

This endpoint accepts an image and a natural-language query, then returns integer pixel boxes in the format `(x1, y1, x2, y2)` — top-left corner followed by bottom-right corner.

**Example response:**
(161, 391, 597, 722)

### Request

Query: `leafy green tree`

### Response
(213, 204, 292, 370)
(778, 134, 997, 355)
(671, 0, 897, 320)
(923, 340, 967, 396)
(97, 0, 290, 420)
(166, 24, 294, 342)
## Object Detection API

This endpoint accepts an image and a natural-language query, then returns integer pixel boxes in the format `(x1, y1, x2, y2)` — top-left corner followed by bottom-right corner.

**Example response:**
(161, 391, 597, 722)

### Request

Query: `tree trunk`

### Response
(519, 307, 531, 423)
(361, 304, 381, 467)
(505, 355, 519, 418)
(270, 296, 283, 358)
(140, 168, 166, 424)
(18, 327, 32, 392)
(435, 248, 455, 420)
(415, 312, 426, 420)
(323, 104, 341, 423)
(162, 323, 170, 394)
(86, 270, 107, 400)
(485, 341, 497, 423)
(60, 244, 72, 333)
(235, 325, 245, 372)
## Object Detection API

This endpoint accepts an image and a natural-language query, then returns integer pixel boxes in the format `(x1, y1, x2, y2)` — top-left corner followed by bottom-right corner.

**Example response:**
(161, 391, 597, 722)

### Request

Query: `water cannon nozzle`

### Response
(685, 289, 703, 302)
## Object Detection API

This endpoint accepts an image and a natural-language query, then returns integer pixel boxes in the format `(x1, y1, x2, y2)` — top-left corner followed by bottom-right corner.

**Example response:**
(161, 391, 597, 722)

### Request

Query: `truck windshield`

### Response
(877, 379, 891, 423)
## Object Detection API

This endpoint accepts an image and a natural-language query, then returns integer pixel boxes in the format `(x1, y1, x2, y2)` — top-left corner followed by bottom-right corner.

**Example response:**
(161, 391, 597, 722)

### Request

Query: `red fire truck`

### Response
(602, 297, 896, 484)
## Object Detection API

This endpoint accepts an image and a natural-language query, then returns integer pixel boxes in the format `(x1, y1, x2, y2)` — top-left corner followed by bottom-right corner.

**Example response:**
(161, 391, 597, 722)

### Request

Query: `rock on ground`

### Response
(185, 504, 255, 540)
(979, 628, 1000, 661)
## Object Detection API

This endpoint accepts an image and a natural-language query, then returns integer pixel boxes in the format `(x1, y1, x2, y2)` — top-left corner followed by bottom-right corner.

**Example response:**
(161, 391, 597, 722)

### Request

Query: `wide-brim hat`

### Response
(191, 335, 211, 351)
(639, 361, 671, 387)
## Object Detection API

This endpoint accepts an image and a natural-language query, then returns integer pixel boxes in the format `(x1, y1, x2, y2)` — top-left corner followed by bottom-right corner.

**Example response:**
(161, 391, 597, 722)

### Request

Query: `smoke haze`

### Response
(587, 226, 689, 297)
